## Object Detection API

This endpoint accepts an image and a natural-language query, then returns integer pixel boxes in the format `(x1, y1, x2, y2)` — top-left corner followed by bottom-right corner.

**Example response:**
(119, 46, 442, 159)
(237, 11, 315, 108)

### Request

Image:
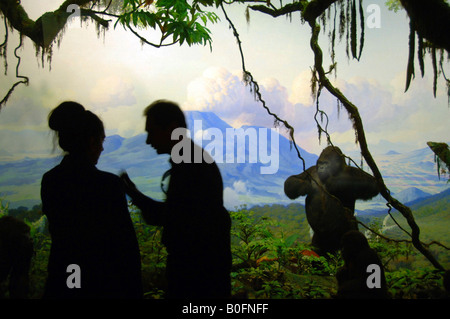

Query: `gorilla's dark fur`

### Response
(284, 146, 379, 254)
(336, 230, 389, 299)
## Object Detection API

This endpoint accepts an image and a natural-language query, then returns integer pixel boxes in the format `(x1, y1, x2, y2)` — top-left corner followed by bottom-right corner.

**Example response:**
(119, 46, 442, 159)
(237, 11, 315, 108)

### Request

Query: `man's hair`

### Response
(143, 100, 187, 129)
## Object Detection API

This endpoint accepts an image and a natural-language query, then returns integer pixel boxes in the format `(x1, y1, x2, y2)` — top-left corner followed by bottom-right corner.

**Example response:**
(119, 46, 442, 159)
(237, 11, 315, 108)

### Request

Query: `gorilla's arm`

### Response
(326, 167, 379, 200)
(284, 167, 315, 199)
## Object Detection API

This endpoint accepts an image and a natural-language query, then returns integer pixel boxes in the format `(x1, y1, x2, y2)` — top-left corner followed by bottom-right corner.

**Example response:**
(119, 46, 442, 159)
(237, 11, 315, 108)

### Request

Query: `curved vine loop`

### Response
(0, 33, 29, 109)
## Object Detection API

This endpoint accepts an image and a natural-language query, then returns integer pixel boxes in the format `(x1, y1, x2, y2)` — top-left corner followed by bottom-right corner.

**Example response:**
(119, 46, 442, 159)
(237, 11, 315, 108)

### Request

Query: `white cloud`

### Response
(89, 75, 136, 110)
(223, 180, 251, 210)
(232, 180, 248, 194)
(183, 67, 257, 123)
(289, 69, 315, 106)
(223, 186, 242, 210)
(0, 95, 46, 130)
(182, 66, 448, 157)
(183, 67, 304, 132)
(96, 99, 152, 138)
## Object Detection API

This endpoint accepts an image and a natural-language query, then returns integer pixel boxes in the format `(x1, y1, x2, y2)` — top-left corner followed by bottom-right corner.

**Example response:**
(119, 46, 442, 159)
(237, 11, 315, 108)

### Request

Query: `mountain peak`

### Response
(385, 150, 400, 155)
(395, 187, 431, 204)
(184, 110, 233, 130)
(103, 135, 125, 154)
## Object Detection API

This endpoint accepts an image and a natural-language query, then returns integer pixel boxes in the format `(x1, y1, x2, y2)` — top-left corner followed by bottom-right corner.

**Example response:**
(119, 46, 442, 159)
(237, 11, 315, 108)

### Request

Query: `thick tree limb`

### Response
(249, 1, 307, 17)
(303, 0, 339, 23)
(400, 0, 450, 53)
(248, 0, 339, 21)
(0, 0, 109, 49)
(358, 220, 450, 251)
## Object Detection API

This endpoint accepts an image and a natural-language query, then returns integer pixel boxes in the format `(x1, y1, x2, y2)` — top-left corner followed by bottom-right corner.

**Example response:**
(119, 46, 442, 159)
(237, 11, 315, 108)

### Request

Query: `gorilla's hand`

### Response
(284, 174, 312, 199)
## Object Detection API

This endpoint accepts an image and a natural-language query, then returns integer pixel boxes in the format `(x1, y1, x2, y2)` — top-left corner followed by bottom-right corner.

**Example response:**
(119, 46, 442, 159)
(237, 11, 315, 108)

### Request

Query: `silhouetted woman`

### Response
(41, 102, 142, 299)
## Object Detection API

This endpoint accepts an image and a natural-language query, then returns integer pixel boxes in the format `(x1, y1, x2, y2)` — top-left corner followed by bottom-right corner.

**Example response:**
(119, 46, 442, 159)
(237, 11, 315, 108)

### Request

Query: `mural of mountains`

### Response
(0, 111, 448, 210)
(394, 187, 432, 204)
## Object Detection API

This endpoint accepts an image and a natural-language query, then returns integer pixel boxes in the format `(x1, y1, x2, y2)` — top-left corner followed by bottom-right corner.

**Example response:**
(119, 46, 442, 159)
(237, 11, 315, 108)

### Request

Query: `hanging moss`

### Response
(417, 35, 424, 77)
(357, 0, 364, 60)
(350, 0, 357, 59)
(427, 142, 450, 181)
(405, 19, 416, 92)
(339, 1, 346, 42)
(326, 0, 365, 61)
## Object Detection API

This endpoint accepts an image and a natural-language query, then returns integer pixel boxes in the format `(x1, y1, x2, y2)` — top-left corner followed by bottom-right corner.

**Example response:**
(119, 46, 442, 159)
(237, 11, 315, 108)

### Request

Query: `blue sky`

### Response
(0, 0, 448, 161)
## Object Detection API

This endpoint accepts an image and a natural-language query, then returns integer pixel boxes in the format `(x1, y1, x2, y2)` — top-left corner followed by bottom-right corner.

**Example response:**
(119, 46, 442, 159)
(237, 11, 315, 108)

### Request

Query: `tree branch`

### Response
(303, 0, 339, 23)
(247, 0, 338, 21)
(400, 0, 450, 53)
(249, 1, 307, 18)
(358, 220, 450, 251)
(0, 0, 110, 49)
(125, 23, 176, 48)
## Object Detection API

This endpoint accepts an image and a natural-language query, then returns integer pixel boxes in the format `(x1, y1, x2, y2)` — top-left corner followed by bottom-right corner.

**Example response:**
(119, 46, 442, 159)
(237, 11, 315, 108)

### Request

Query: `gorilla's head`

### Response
(316, 146, 346, 182)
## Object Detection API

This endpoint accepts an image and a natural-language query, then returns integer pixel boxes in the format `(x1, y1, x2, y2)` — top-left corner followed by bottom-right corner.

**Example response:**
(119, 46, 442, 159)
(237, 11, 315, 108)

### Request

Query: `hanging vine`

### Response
(225, 0, 447, 270)
(0, 29, 29, 108)
(219, 2, 308, 172)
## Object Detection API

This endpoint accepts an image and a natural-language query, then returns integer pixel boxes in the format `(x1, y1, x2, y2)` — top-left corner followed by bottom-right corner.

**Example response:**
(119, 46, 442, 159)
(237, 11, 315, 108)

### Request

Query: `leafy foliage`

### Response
(386, 268, 446, 299)
(0, 201, 447, 299)
(385, 0, 402, 12)
(128, 205, 168, 298)
(116, 0, 220, 48)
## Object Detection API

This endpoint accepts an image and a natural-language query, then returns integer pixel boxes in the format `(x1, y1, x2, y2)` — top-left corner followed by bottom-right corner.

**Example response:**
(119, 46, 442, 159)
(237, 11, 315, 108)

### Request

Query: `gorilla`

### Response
(0, 216, 34, 299)
(336, 230, 389, 299)
(284, 146, 379, 255)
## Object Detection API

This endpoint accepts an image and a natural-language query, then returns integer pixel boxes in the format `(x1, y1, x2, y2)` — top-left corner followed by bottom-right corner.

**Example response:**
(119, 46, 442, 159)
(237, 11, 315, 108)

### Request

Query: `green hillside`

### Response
(1, 191, 448, 299)
(249, 189, 449, 244)
(248, 189, 450, 271)
(246, 203, 310, 242)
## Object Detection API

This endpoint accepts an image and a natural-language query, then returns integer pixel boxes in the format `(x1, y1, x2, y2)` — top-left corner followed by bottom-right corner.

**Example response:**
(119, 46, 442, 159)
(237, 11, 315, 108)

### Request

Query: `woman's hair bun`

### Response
(48, 101, 86, 132)
(48, 101, 104, 154)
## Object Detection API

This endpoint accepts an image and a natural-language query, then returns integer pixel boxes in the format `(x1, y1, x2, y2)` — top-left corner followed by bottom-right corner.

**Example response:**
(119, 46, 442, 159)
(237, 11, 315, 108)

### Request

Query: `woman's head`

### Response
(48, 101, 105, 164)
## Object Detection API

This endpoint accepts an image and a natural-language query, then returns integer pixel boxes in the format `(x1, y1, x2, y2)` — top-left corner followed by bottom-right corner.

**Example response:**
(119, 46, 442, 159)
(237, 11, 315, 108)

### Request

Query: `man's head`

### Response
(143, 100, 187, 154)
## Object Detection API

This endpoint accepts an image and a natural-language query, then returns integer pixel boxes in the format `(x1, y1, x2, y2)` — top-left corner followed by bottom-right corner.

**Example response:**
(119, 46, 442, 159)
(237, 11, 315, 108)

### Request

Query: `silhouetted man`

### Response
(121, 100, 232, 299)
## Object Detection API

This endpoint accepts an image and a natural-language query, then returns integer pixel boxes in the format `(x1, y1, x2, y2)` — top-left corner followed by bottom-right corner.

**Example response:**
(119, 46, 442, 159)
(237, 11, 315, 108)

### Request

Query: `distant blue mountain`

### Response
(96, 111, 318, 208)
(0, 111, 448, 210)
(102, 135, 124, 154)
(385, 150, 400, 155)
(395, 187, 431, 204)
